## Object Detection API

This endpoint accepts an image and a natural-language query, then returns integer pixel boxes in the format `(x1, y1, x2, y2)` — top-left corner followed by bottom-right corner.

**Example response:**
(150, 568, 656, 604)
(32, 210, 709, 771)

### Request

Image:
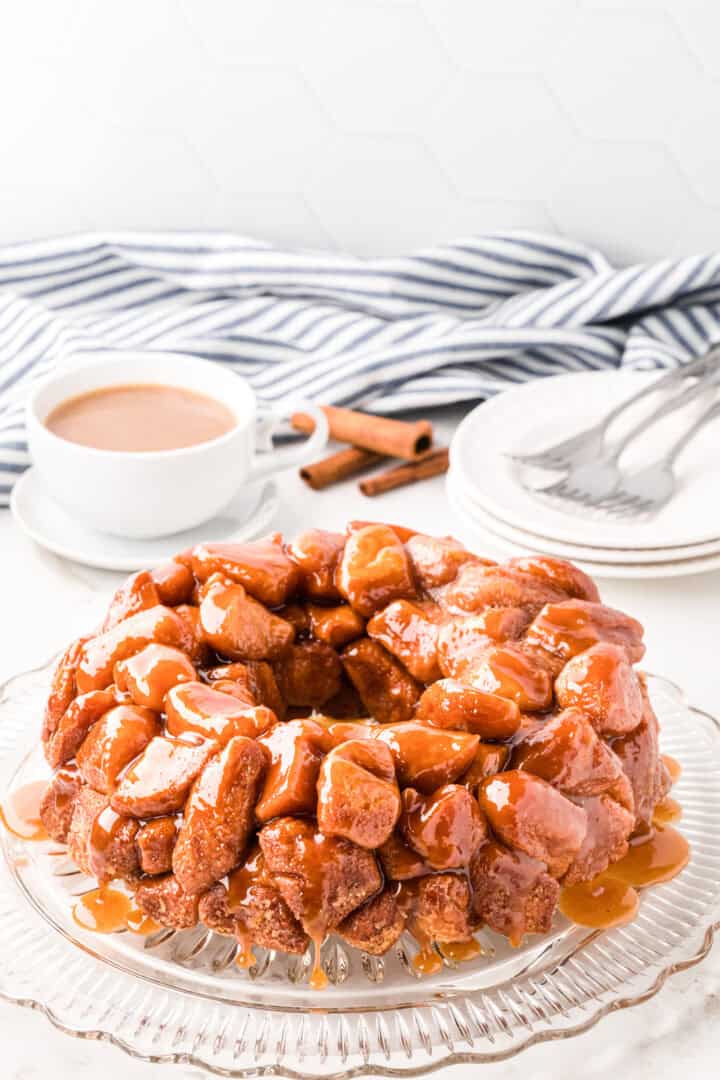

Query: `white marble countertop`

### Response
(1, 406, 718, 1079)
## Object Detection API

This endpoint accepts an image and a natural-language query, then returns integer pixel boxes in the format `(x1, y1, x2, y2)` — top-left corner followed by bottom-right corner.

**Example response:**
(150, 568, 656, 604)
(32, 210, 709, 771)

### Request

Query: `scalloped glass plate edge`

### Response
(0, 658, 719, 1077)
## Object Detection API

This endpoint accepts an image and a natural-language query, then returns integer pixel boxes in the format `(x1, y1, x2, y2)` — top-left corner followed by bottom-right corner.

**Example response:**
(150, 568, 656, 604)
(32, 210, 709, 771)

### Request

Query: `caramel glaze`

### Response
(227, 849, 266, 969)
(88, 806, 129, 880)
(8, 733, 691, 966)
(73, 883, 159, 935)
(440, 938, 484, 965)
(27, 791, 690, 966)
(559, 876, 639, 930)
(282, 829, 337, 989)
(606, 824, 689, 888)
(229, 838, 330, 986)
(662, 754, 682, 784)
(234, 936, 257, 972)
(559, 826, 689, 930)
(0, 779, 163, 937)
(395, 880, 444, 975)
(0, 780, 51, 841)
(125, 905, 161, 935)
(10, 761, 690, 967)
(394, 876, 479, 975)
(412, 943, 444, 976)
(653, 795, 682, 825)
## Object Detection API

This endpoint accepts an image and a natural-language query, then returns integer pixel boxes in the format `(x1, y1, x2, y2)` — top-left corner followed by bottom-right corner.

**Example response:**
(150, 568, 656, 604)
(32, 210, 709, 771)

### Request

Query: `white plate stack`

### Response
(447, 371, 720, 578)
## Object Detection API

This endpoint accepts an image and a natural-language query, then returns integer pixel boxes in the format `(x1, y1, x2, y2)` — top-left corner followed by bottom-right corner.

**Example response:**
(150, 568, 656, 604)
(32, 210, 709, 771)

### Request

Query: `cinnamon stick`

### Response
(300, 446, 385, 490)
(291, 406, 433, 460)
(359, 447, 449, 497)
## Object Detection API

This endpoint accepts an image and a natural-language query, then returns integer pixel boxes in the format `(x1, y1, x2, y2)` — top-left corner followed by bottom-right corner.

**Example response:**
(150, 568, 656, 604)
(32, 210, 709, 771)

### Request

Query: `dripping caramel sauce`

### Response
(410, 929, 483, 975)
(396, 881, 463, 975)
(234, 926, 257, 970)
(125, 905, 160, 935)
(0, 782, 160, 938)
(3, 751, 690, 977)
(88, 806, 125, 880)
(67, 804, 690, 963)
(662, 754, 682, 784)
(308, 939, 329, 989)
(73, 884, 130, 933)
(412, 944, 444, 976)
(439, 938, 484, 965)
(652, 795, 682, 825)
(405, 913, 443, 976)
(226, 855, 261, 970)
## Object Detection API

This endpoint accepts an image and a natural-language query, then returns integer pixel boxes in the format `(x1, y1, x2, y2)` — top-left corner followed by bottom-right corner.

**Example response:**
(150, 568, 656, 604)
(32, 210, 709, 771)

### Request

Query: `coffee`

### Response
(44, 383, 236, 452)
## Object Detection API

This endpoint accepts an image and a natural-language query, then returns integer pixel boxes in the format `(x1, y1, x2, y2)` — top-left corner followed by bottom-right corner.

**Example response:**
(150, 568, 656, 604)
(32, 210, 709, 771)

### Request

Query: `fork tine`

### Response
(506, 448, 556, 463)
(599, 492, 637, 510)
(576, 488, 609, 507)
(628, 497, 655, 514)
(556, 488, 593, 507)
(603, 504, 637, 518)
(610, 507, 650, 519)
(540, 479, 602, 508)
(599, 486, 645, 507)
(537, 478, 570, 498)
(603, 495, 650, 517)
(506, 451, 562, 468)
(536, 471, 653, 514)
(599, 493, 635, 511)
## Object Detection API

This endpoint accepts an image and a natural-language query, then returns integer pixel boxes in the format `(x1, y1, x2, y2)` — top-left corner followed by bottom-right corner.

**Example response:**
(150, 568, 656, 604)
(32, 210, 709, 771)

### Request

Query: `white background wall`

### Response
(3, 0, 720, 265)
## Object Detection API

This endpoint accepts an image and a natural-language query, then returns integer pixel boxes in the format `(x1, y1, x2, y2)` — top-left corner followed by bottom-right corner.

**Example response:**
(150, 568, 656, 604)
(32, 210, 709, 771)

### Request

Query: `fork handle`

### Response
(601, 345, 720, 431)
(663, 398, 720, 465)
(612, 367, 720, 459)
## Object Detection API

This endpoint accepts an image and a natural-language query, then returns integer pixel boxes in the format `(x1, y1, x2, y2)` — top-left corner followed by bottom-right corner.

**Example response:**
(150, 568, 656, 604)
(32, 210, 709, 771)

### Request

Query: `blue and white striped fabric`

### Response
(2, 229, 720, 506)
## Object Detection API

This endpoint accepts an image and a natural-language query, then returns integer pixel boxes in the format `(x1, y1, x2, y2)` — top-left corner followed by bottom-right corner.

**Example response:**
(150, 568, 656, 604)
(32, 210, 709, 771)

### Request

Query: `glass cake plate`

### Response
(0, 658, 719, 1077)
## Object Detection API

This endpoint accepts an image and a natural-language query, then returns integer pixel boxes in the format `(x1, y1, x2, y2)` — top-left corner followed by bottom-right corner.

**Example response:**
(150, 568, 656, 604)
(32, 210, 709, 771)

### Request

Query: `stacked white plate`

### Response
(447, 371, 720, 579)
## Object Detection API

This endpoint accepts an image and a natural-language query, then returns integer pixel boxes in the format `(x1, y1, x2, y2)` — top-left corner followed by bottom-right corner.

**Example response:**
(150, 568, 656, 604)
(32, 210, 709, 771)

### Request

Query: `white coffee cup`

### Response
(26, 351, 328, 539)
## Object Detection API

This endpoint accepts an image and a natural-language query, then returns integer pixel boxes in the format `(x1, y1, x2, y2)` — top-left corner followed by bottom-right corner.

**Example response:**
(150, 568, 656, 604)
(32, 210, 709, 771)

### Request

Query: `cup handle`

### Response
(246, 401, 329, 483)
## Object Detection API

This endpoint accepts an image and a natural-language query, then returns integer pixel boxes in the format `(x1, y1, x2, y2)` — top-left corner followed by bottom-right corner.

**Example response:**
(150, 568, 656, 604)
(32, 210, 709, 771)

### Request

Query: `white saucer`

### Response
(10, 468, 280, 572)
(451, 371, 720, 550)
(451, 460, 720, 564)
(447, 471, 720, 579)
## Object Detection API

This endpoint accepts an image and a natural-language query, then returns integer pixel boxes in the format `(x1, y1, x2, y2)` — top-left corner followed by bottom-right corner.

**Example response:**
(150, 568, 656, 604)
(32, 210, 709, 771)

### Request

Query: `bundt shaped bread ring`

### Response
(39, 524, 670, 965)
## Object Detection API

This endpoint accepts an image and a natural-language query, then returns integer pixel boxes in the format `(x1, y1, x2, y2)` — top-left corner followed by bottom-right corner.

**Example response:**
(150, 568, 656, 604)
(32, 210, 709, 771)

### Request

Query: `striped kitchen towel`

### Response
(2, 229, 720, 506)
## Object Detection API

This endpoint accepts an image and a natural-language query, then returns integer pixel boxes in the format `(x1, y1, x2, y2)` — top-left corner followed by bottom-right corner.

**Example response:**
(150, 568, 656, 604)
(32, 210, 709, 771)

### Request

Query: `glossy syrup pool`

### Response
(559, 876, 639, 930)
(605, 823, 690, 888)
(73, 884, 159, 935)
(558, 823, 690, 931)
(0, 781, 49, 841)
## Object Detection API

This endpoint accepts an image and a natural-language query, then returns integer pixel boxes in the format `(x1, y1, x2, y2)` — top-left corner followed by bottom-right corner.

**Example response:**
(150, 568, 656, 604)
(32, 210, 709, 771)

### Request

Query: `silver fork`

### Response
(507, 348, 720, 471)
(537, 367, 720, 508)
(598, 398, 720, 518)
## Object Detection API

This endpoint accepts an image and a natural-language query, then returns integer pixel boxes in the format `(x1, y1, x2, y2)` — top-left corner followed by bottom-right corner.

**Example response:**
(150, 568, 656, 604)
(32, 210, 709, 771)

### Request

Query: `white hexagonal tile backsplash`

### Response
(1, 0, 719, 263)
